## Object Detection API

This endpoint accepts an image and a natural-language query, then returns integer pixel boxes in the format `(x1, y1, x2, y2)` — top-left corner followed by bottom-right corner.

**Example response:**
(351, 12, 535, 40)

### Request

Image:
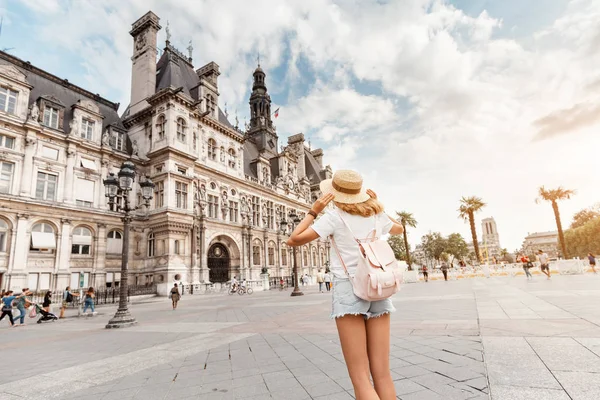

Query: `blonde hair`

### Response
(334, 198, 384, 217)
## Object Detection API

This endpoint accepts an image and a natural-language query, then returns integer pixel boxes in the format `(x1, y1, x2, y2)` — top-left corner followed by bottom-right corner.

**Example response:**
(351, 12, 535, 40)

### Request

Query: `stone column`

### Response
(63, 146, 77, 204)
(276, 233, 281, 277)
(247, 226, 253, 280)
(99, 159, 109, 209)
(263, 230, 268, 276)
(240, 227, 247, 280)
(7, 214, 29, 289)
(199, 218, 208, 282)
(19, 136, 37, 197)
(93, 223, 107, 288)
(54, 218, 72, 289)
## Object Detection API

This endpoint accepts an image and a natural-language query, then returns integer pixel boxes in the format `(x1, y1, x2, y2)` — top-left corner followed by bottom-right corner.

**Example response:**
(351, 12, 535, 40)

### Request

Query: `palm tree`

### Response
(458, 196, 486, 263)
(536, 186, 576, 259)
(396, 211, 417, 270)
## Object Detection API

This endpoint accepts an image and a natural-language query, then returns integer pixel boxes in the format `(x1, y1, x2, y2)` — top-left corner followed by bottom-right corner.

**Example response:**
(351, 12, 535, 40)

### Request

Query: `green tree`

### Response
(458, 196, 486, 262)
(536, 186, 576, 258)
(396, 211, 418, 271)
(565, 216, 600, 258)
(445, 233, 468, 265)
(421, 232, 447, 262)
(387, 235, 407, 261)
(570, 205, 600, 229)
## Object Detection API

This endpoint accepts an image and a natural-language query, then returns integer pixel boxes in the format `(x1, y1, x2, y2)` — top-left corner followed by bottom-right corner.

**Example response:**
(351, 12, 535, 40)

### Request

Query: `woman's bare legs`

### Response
(366, 313, 396, 400)
(336, 315, 380, 400)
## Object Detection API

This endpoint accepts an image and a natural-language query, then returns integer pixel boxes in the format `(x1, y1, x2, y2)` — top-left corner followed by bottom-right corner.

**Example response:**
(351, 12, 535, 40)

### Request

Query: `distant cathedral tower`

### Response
(246, 64, 278, 156)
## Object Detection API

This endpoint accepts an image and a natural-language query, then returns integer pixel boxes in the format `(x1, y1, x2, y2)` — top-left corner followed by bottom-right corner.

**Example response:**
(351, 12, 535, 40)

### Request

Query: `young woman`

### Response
(42, 291, 52, 312)
(0, 290, 26, 327)
(287, 170, 404, 400)
(520, 255, 533, 280)
(83, 287, 95, 314)
(422, 264, 429, 282)
(588, 253, 597, 274)
(170, 283, 180, 310)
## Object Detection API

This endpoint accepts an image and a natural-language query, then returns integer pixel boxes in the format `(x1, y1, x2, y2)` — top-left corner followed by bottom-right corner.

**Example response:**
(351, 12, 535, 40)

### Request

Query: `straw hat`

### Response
(319, 170, 370, 204)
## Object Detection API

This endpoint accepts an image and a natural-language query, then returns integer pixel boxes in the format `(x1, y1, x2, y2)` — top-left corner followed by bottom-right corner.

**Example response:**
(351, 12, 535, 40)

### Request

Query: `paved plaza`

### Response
(1, 275, 600, 400)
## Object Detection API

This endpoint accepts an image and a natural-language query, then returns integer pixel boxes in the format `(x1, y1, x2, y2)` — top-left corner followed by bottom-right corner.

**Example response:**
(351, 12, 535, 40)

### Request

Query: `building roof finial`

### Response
(257, 51, 260, 67)
(165, 21, 171, 44)
(187, 40, 193, 60)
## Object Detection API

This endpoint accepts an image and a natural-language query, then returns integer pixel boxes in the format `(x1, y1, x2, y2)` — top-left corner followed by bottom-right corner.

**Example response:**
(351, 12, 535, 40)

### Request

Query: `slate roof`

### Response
(0, 51, 123, 132)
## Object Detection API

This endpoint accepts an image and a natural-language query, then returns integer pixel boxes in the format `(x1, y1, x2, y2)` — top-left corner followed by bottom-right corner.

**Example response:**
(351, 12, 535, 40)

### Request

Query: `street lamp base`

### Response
(105, 309, 137, 329)
(290, 290, 304, 297)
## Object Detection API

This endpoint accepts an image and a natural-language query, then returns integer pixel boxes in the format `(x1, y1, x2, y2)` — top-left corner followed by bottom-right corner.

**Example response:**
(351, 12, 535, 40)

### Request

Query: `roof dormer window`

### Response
(43, 106, 59, 129)
(81, 118, 95, 141)
(0, 87, 17, 115)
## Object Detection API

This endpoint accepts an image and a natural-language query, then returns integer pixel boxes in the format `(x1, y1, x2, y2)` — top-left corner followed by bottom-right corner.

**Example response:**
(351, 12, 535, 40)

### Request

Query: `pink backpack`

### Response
(331, 212, 402, 301)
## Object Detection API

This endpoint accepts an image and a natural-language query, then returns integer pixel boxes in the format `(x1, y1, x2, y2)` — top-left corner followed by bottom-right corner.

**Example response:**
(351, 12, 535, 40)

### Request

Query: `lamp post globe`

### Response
(118, 161, 136, 191)
(103, 173, 119, 199)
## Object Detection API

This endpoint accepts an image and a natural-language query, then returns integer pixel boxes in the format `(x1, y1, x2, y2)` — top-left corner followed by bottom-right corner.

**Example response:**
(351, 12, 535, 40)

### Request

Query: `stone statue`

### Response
(68, 118, 78, 136)
(259, 116, 265, 126)
(276, 175, 284, 187)
(221, 191, 228, 204)
(199, 184, 207, 201)
(28, 103, 39, 122)
(101, 130, 110, 146)
(132, 140, 139, 156)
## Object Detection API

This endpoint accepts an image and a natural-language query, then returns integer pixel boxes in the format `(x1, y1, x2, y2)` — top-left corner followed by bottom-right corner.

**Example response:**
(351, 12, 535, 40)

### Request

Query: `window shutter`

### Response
(80, 158, 96, 170)
(75, 178, 95, 202)
(31, 232, 56, 249)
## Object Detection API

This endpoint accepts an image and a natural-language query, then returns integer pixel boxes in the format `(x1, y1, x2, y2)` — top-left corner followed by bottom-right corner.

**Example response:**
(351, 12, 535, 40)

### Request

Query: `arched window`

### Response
(107, 230, 123, 254)
(156, 115, 166, 140)
(312, 249, 317, 266)
(303, 248, 308, 266)
(176, 118, 186, 142)
(268, 244, 275, 265)
(30, 222, 56, 252)
(147, 233, 155, 257)
(0, 219, 8, 252)
(253, 245, 261, 265)
(228, 148, 236, 168)
(281, 246, 287, 266)
(72, 226, 92, 255)
(207, 138, 216, 160)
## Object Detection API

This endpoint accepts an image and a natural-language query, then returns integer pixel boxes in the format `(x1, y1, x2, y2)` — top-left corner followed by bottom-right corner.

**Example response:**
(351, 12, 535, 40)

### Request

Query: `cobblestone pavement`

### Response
(1, 274, 600, 399)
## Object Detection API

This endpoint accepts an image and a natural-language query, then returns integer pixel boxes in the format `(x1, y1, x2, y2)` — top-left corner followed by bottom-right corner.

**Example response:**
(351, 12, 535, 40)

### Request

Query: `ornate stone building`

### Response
(0, 11, 331, 291)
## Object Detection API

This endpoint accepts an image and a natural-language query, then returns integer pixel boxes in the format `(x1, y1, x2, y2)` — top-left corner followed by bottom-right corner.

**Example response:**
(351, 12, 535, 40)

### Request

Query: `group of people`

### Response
(0, 286, 97, 327)
(316, 269, 332, 292)
(0, 288, 32, 327)
(519, 250, 552, 280)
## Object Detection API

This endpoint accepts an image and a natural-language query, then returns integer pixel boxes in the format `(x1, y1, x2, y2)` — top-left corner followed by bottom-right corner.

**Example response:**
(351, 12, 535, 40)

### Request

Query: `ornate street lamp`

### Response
(280, 211, 303, 297)
(103, 161, 154, 329)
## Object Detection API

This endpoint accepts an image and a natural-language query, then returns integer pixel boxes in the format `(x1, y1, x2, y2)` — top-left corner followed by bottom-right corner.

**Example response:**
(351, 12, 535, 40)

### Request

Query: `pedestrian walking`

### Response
(441, 262, 449, 281)
(520, 255, 533, 280)
(1, 290, 25, 327)
(317, 269, 325, 292)
(422, 265, 429, 282)
(169, 283, 180, 310)
(60, 286, 78, 319)
(286, 170, 405, 399)
(82, 287, 95, 314)
(588, 253, 597, 274)
(303, 273, 309, 286)
(537, 250, 551, 279)
(42, 291, 52, 313)
(15, 288, 32, 326)
(324, 271, 332, 291)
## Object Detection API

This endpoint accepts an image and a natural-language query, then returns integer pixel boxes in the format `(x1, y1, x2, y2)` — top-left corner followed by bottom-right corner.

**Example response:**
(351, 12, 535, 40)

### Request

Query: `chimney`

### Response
(129, 11, 161, 115)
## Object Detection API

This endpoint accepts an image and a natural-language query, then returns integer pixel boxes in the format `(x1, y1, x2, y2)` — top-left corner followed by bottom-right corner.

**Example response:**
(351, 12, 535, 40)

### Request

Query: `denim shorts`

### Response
(331, 278, 396, 320)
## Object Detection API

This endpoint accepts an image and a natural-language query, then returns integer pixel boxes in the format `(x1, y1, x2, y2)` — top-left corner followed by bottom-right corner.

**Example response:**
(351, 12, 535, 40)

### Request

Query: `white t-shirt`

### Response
(312, 208, 393, 279)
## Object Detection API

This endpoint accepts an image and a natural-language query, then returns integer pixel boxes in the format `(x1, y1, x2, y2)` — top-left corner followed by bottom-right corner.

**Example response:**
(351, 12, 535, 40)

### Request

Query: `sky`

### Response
(3, 0, 600, 252)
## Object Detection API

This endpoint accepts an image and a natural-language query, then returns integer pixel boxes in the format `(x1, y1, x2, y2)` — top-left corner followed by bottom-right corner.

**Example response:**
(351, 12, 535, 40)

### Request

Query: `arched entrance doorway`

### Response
(208, 243, 230, 283)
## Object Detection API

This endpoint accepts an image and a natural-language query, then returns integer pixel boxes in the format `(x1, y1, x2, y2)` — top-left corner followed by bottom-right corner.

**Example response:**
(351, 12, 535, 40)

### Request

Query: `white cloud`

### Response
(14, 0, 600, 251)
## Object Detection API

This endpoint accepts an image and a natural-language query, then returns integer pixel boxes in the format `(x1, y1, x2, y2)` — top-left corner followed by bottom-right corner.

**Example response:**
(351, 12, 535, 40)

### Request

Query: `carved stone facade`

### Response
(0, 11, 331, 291)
